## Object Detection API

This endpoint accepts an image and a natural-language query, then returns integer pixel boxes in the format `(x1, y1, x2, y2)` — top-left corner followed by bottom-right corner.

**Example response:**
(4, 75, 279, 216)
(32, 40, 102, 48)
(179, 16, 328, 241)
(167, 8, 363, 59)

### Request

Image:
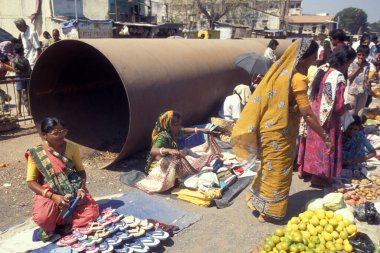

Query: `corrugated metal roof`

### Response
(285, 15, 335, 24)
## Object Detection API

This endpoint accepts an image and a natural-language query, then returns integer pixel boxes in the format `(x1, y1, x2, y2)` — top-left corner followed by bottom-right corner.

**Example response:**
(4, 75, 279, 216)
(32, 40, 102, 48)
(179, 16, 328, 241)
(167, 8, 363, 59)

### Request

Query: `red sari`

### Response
(298, 69, 346, 184)
(26, 145, 99, 235)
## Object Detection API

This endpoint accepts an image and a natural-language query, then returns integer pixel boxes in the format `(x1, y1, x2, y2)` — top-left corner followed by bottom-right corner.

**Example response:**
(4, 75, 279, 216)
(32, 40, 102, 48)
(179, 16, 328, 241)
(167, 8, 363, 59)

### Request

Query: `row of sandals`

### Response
(56, 208, 171, 253)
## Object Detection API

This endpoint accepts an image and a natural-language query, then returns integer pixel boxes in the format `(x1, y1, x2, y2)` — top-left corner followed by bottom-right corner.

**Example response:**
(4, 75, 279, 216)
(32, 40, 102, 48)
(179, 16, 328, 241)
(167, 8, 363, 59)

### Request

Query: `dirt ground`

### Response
(0, 124, 378, 253)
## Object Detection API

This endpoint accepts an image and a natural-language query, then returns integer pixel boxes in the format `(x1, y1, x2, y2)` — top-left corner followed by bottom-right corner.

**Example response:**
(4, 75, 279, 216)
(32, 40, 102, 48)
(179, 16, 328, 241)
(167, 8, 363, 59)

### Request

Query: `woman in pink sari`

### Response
(25, 117, 99, 241)
(298, 46, 356, 186)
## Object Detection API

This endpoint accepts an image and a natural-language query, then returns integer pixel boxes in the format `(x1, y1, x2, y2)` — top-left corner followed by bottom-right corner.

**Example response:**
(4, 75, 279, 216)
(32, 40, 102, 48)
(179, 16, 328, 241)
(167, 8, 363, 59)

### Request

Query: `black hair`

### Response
(321, 40, 332, 66)
(0, 53, 9, 63)
(372, 36, 378, 43)
(43, 31, 51, 37)
(301, 40, 319, 59)
(329, 45, 357, 69)
(360, 34, 370, 44)
(357, 45, 370, 55)
(171, 111, 182, 124)
(10, 38, 19, 44)
(310, 45, 356, 100)
(329, 29, 346, 42)
(13, 43, 24, 55)
(40, 117, 65, 134)
(349, 115, 362, 128)
(268, 39, 279, 48)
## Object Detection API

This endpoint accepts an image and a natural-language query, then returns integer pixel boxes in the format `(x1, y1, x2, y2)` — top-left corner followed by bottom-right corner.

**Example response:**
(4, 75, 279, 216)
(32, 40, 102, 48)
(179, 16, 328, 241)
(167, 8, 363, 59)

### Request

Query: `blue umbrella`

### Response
(234, 52, 270, 76)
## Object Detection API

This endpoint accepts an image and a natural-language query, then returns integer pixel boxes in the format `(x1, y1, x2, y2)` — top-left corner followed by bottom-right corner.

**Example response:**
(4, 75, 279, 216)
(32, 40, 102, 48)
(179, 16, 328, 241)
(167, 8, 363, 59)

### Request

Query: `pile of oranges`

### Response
(260, 209, 357, 253)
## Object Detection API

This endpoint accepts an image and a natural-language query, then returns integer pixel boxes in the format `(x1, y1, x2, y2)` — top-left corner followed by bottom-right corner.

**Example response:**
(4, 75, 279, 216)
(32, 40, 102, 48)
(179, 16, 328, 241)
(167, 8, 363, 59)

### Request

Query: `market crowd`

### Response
(2, 16, 380, 249)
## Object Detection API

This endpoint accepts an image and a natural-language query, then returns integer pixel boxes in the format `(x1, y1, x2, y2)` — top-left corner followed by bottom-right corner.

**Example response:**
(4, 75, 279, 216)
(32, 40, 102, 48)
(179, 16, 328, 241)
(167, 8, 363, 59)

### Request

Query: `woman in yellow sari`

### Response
(231, 38, 333, 222)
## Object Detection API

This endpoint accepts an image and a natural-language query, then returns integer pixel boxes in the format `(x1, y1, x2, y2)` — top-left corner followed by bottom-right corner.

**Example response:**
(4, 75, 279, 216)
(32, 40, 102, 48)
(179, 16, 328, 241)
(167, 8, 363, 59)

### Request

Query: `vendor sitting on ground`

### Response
(145, 110, 212, 174)
(218, 84, 251, 122)
(343, 115, 376, 168)
(211, 84, 251, 142)
(137, 110, 220, 193)
(25, 117, 99, 241)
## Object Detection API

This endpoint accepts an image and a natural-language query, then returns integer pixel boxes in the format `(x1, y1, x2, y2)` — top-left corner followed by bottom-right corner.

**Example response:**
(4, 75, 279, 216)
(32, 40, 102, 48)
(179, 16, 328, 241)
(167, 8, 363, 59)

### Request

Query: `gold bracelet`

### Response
(42, 188, 49, 198)
(49, 192, 54, 199)
(78, 189, 85, 194)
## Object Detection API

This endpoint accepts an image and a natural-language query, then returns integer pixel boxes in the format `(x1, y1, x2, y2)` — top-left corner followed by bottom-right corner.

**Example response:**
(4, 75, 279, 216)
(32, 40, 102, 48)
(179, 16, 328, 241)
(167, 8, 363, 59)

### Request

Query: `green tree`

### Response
(335, 7, 368, 34)
(195, 0, 248, 29)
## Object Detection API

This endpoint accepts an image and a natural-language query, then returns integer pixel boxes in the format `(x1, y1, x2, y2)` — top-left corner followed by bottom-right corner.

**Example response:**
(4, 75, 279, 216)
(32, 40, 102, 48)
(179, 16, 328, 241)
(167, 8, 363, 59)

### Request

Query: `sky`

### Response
(302, 0, 380, 23)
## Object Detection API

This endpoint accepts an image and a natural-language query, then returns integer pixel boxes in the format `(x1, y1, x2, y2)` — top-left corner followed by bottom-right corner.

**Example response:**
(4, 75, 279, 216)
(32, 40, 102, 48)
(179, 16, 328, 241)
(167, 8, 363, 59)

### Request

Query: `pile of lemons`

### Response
(260, 209, 357, 253)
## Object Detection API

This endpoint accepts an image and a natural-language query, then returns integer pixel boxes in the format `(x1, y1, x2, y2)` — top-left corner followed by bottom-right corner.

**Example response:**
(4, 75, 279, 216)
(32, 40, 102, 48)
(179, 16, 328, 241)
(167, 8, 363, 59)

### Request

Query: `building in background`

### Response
(285, 15, 336, 36)
(0, 0, 167, 38)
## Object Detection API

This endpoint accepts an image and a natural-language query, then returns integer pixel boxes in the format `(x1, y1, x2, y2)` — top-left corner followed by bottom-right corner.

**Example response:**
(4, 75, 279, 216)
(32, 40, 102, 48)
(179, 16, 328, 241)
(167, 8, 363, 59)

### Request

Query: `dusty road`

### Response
(0, 124, 354, 253)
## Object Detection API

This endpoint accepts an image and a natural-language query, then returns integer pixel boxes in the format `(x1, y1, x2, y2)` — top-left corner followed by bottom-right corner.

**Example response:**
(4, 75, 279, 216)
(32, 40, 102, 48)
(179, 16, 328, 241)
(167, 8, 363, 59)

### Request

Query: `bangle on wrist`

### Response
(42, 189, 49, 198)
(78, 188, 85, 194)
(159, 147, 164, 156)
(194, 127, 198, 133)
(49, 192, 54, 199)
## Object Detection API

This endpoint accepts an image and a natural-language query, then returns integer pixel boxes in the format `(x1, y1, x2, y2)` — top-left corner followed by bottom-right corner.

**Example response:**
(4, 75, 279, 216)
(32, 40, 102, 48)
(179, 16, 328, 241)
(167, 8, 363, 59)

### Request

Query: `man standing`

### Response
(14, 18, 41, 69)
(52, 29, 61, 43)
(329, 29, 346, 52)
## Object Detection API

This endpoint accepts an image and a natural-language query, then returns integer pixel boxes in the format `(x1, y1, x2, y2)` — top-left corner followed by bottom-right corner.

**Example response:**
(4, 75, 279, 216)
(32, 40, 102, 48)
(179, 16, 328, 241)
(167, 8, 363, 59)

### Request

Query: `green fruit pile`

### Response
(259, 209, 357, 253)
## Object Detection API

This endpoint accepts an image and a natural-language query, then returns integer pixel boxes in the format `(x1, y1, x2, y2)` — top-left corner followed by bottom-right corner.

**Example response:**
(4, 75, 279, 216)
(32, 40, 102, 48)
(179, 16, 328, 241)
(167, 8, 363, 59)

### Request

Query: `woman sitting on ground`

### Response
(26, 117, 99, 241)
(342, 115, 376, 169)
(137, 110, 220, 193)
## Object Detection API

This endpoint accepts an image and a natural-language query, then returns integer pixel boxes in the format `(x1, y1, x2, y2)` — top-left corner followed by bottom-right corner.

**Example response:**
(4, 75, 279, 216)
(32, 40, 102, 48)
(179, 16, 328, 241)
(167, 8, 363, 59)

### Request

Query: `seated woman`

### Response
(25, 117, 99, 241)
(136, 110, 220, 193)
(343, 115, 376, 170)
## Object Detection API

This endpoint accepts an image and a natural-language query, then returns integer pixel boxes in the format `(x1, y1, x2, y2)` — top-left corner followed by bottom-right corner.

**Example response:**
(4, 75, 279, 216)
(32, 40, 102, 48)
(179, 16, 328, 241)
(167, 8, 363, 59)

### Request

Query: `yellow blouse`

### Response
(26, 142, 84, 181)
(291, 72, 310, 109)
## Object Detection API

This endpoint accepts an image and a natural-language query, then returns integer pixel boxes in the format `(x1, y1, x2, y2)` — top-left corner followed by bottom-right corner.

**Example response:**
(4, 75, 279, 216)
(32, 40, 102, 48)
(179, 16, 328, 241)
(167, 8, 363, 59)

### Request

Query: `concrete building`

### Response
(0, 0, 167, 38)
(285, 15, 336, 36)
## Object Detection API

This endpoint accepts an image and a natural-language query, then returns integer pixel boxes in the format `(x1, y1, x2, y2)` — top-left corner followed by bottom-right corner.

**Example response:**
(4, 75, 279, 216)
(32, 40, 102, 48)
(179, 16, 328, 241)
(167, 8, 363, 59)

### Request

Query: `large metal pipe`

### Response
(30, 39, 291, 167)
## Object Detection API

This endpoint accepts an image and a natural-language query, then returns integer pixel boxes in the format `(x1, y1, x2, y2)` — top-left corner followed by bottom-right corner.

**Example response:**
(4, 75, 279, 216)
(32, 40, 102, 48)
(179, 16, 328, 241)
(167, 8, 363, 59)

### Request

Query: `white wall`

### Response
(83, 0, 109, 20)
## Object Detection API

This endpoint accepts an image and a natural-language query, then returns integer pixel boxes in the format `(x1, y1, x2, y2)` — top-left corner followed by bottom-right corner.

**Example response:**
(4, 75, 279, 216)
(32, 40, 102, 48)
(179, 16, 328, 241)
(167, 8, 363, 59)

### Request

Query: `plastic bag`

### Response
(334, 208, 355, 224)
(323, 192, 345, 211)
(348, 232, 375, 253)
(306, 198, 324, 211)
(354, 202, 380, 224)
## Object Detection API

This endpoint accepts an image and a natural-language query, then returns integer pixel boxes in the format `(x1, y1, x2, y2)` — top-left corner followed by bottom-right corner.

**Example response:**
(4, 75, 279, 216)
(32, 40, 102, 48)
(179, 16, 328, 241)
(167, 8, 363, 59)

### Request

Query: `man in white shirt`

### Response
(14, 18, 41, 69)
(218, 84, 251, 121)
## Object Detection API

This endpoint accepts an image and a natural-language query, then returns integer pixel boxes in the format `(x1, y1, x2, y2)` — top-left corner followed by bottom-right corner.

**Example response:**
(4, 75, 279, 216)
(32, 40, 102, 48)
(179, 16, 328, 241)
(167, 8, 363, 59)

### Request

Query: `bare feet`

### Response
(258, 214, 266, 223)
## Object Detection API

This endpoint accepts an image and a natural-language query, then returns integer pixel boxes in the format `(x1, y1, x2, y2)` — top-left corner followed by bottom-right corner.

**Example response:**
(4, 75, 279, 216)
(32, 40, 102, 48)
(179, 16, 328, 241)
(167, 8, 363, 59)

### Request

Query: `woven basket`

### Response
(0, 120, 18, 132)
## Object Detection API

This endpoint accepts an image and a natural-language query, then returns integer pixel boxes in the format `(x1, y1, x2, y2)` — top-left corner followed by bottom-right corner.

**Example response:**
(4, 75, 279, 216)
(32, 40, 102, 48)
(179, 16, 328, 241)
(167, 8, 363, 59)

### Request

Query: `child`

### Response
(342, 115, 376, 171)
(11, 43, 31, 117)
(346, 45, 376, 116)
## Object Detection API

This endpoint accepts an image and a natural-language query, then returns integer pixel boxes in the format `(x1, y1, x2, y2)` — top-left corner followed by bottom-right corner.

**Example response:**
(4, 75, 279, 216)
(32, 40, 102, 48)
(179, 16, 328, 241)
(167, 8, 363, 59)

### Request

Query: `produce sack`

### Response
(354, 202, 380, 225)
(322, 192, 345, 211)
(348, 232, 375, 253)
(306, 198, 324, 211)
(334, 208, 355, 224)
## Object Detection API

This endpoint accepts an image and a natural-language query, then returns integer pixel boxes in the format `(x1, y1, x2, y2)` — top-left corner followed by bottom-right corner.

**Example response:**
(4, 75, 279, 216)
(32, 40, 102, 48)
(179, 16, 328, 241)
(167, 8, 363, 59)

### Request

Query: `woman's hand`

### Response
(323, 136, 334, 155)
(51, 194, 70, 208)
(344, 103, 353, 110)
(166, 148, 181, 156)
(200, 128, 211, 134)
(77, 189, 86, 199)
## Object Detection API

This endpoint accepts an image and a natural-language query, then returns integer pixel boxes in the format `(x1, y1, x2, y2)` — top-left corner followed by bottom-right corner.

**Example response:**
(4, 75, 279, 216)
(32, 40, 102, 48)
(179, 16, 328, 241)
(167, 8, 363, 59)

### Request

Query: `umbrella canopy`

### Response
(234, 52, 270, 76)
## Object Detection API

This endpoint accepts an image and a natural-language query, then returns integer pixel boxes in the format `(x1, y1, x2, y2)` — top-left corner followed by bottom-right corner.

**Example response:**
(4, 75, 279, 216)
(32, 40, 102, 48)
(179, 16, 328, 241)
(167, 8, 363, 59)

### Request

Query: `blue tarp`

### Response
(60, 19, 113, 29)
(30, 191, 201, 253)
